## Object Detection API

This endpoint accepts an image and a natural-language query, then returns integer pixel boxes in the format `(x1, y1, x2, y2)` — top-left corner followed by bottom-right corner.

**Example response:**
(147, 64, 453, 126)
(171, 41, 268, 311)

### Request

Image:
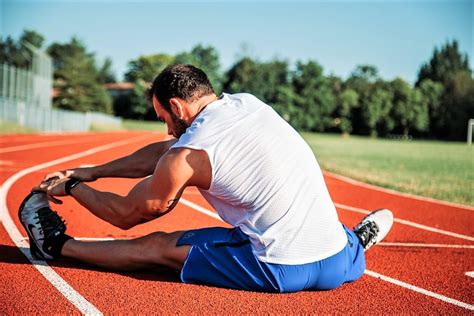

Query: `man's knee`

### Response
(132, 231, 188, 269)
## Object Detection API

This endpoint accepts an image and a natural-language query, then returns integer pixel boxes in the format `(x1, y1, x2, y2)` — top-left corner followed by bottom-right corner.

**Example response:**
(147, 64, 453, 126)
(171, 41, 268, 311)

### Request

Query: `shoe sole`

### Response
(18, 191, 47, 260)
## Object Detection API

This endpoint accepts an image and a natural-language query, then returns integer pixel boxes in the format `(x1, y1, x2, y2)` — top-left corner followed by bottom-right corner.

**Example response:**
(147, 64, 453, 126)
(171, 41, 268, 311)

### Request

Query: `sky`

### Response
(1, 0, 472, 84)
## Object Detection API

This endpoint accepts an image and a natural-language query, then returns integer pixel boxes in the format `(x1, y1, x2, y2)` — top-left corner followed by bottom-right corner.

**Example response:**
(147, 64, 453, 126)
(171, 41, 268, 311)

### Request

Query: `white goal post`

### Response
(468, 119, 474, 145)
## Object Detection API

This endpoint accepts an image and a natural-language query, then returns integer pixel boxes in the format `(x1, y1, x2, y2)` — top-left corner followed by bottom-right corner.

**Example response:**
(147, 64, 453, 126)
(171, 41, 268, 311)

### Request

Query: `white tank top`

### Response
(171, 93, 347, 264)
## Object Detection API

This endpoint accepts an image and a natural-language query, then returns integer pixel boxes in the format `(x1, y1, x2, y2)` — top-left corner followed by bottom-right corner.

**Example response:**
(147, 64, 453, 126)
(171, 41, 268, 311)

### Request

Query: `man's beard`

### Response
(171, 113, 189, 138)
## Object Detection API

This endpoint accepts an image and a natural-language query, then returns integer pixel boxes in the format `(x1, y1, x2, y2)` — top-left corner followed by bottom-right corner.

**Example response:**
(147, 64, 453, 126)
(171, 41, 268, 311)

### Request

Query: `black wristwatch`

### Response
(65, 177, 82, 196)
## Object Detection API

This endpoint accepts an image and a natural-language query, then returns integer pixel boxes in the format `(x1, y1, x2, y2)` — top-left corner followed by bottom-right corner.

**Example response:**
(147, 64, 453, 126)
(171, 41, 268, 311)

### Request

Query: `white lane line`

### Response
(325, 171, 474, 211)
(0, 139, 91, 153)
(334, 203, 474, 242)
(466, 272, 474, 278)
(379, 242, 474, 249)
(0, 133, 152, 315)
(365, 270, 474, 311)
(178, 197, 473, 311)
(20, 237, 121, 241)
(180, 198, 221, 220)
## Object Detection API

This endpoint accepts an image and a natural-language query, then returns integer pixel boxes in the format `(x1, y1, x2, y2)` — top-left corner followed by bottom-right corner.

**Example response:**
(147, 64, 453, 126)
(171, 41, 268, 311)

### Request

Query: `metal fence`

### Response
(0, 48, 122, 132)
(0, 63, 52, 109)
(1, 98, 122, 132)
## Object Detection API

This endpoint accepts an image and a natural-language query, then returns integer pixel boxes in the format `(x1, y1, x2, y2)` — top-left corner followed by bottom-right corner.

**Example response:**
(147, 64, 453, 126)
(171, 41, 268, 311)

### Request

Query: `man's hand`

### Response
(33, 177, 70, 204)
(43, 167, 97, 183)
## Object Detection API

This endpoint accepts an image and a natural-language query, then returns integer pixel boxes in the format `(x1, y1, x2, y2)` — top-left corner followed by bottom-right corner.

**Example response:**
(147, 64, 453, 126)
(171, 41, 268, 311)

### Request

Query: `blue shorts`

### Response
(176, 225, 365, 293)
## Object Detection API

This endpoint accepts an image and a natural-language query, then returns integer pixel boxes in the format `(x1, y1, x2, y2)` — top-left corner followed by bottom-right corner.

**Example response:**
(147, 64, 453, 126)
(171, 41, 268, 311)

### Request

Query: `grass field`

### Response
(1, 120, 472, 206)
(303, 133, 473, 206)
(89, 119, 167, 133)
(0, 120, 38, 134)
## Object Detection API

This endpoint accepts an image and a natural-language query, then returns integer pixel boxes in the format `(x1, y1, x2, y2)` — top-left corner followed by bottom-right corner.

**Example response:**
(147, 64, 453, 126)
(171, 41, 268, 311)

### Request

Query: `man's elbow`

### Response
(114, 206, 155, 230)
(117, 220, 135, 230)
(108, 204, 137, 230)
(110, 216, 135, 230)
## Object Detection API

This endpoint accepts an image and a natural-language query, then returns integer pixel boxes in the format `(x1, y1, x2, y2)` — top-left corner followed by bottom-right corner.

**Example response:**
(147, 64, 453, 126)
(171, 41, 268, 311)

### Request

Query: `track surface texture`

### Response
(1, 132, 473, 314)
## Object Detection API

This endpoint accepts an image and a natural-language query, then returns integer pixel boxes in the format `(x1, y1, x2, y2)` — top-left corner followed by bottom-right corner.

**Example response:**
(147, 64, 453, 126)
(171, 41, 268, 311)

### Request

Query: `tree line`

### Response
(1, 30, 472, 140)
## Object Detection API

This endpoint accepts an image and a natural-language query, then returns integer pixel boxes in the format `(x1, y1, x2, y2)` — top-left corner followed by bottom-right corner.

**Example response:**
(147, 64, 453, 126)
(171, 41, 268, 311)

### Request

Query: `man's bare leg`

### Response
(61, 231, 191, 271)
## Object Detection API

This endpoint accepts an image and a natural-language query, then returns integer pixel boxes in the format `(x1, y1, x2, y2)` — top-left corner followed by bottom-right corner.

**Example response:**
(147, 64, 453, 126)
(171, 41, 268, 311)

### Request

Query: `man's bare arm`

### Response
(39, 148, 209, 230)
(44, 139, 177, 182)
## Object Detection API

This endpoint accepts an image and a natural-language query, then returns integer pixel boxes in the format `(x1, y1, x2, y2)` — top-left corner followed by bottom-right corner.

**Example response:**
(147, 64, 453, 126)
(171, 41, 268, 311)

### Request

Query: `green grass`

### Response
(121, 119, 167, 132)
(0, 120, 38, 134)
(303, 133, 474, 206)
(90, 120, 167, 132)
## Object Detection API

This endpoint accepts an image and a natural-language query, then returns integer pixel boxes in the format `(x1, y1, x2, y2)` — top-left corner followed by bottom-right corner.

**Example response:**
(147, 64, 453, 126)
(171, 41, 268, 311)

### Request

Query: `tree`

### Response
(417, 79, 444, 136)
(416, 40, 472, 140)
(97, 57, 116, 84)
(390, 78, 429, 137)
(225, 58, 289, 104)
(350, 65, 379, 84)
(0, 29, 45, 68)
(175, 44, 222, 92)
(416, 40, 470, 86)
(47, 37, 112, 113)
(363, 86, 393, 137)
(329, 75, 357, 135)
(223, 57, 260, 95)
(223, 57, 295, 125)
(20, 30, 44, 49)
(442, 71, 474, 140)
(345, 64, 381, 135)
(125, 54, 175, 83)
(291, 61, 335, 132)
(335, 88, 358, 135)
(127, 79, 153, 120)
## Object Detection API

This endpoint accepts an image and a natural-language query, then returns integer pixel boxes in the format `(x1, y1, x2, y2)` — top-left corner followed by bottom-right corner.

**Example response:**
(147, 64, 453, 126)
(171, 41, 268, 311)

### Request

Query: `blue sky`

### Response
(1, 0, 472, 83)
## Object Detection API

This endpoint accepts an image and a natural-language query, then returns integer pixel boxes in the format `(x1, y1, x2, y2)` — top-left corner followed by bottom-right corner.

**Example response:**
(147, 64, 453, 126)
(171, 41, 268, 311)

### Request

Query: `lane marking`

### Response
(180, 198, 221, 220)
(0, 133, 153, 315)
(365, 270, 474, 311)
(379, 242, 474, 249)
(325, 171, 474, 211)
(178, 197, 474, 311)
(0, 131, 93, 142)
(0, 139, 92, 153)
(465, 272, 474, 278)
(334, 203, 474, 242)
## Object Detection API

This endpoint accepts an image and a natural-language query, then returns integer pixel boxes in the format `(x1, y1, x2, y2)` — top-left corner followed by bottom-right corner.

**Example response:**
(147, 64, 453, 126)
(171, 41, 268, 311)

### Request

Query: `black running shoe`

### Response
(353, 208, 393, 251)
(18, 191, 71, 260)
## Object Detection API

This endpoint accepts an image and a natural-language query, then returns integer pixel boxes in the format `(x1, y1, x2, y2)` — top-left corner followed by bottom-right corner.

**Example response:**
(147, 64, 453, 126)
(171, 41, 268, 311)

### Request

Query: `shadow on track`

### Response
(0, 244, 181, 284)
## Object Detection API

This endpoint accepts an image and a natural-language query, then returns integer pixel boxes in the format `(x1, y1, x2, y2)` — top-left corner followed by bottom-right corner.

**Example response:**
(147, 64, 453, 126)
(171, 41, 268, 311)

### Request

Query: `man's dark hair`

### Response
(147, 64, 215, 112)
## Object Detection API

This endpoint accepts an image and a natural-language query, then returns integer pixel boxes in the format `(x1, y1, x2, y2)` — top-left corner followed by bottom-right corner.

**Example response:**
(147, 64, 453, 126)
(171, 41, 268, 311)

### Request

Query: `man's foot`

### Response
(18, 191, 71, 260)
(353, 209, 393, 251)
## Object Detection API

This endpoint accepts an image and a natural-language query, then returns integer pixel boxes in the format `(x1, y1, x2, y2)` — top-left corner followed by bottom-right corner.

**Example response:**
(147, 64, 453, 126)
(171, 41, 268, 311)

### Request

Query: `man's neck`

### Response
(188, 94, 218, 123)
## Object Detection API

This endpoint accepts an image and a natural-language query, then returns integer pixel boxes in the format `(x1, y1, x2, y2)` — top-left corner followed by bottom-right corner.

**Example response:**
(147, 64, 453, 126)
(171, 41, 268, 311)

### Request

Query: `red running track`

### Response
(1, 132, 473, 314)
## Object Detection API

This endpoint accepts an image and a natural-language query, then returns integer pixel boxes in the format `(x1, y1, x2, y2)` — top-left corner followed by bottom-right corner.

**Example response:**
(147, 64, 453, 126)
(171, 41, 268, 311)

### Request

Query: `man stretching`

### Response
(20, 64, 393, 292)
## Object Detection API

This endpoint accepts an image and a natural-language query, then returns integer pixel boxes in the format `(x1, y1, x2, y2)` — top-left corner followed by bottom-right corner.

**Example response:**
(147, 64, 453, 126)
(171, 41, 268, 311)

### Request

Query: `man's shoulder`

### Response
(160, 147, 211, 188)
(165, 147, 209, 165)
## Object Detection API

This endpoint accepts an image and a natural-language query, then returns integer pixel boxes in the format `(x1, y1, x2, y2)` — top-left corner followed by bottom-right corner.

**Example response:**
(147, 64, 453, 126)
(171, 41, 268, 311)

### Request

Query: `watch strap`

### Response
(65, 177, 82, 196)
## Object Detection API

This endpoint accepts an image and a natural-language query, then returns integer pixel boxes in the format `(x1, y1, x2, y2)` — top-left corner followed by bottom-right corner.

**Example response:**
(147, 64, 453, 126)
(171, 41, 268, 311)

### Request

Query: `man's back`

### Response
(172, 93, 347, 264)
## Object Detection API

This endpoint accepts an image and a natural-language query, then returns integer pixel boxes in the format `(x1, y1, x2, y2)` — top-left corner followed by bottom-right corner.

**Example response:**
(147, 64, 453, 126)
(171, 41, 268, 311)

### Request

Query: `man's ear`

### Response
(169, 98, 184, 118)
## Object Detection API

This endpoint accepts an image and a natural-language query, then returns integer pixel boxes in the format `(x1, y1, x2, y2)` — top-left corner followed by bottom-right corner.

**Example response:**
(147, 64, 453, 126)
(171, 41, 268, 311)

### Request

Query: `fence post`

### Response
(468, 119, 474, 146)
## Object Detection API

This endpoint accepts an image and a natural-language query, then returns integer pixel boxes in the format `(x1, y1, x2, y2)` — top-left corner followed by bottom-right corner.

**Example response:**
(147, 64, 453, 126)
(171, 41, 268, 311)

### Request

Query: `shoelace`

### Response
(355, 221, 379, 248)
(36, 207, 66, 239)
